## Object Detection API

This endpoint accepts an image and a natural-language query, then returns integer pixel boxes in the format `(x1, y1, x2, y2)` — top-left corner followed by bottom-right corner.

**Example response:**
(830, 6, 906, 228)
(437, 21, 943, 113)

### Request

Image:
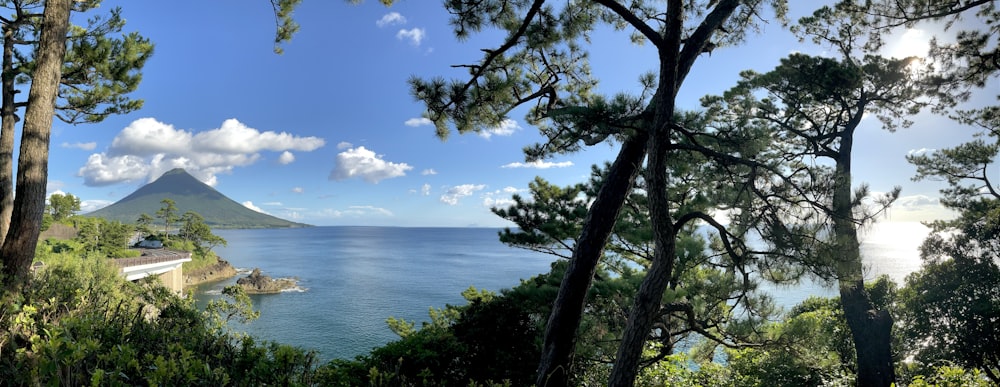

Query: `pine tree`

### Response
(0, 1, 153, 245)
(408, 2, 790, 384)
(0, 0, 72, 289)
(155, 199, 178, 243)
(700, 6, 955, 383)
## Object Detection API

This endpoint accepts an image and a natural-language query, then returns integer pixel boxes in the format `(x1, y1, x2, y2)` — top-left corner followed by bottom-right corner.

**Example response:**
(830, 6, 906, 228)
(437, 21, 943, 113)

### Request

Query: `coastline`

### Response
(184, 258, 238, 286)
(184, 260, 301, 294)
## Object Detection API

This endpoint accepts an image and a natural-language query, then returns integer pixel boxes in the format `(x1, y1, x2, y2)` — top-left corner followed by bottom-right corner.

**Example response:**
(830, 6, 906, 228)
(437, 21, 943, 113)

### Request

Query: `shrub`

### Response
(0, 256, 317, 385)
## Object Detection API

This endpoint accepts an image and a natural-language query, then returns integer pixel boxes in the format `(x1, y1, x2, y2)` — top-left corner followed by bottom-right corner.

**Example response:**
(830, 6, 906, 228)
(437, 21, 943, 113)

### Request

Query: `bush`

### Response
(317, 287, 540, 386)
(0, 256, 318, 385)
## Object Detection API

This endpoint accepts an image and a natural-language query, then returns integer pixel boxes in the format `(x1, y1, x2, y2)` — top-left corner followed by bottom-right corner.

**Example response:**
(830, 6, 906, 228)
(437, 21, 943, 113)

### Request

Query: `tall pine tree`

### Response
(408, 1, 789, 385)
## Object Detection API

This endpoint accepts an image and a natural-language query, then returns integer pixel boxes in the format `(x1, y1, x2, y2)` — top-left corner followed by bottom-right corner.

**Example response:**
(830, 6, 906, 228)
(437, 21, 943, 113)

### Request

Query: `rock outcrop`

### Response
(184, 258, 237, 286)
(236, 268, 298, 294)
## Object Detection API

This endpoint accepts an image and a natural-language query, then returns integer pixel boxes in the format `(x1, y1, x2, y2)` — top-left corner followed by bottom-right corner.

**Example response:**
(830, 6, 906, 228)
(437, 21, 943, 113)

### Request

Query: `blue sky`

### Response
(39, 1, 994, 227)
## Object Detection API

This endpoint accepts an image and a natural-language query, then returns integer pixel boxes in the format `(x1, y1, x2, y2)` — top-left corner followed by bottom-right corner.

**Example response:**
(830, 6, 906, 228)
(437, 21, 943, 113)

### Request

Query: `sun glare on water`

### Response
(859, 221, 931, 283)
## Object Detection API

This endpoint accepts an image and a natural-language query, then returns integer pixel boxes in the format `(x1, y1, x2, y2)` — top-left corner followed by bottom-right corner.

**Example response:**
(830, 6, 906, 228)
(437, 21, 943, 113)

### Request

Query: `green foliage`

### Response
(716, 276, 904, 386)
(136, 212, 155, 238)
(103, 198, 231, 271)
(900, 44, 1000, 382)
(723, 302, 853, 386)
(319, 285, 539, 386)
(179, 211, 228, 256)
(156, 198, 179, 241)
(908, 138, 1000, 213)
(0, 256, 318, 385)
(905, 365, 995, 387)
(270, 0, 302, 54)
(322, 257, 776, 386)
(493, 165, 780, 370)
(203, 285, 262, 333)
(65, 216, 137, 258)
(0, 2, 152, 125)
(163, 238, 219, 272)
(492, 177, 587, 259)
(56, 7, 153, 124)
(142, 208, 229, 271)
(896, 216, 1000, 382)
(46, 192, 81, 221)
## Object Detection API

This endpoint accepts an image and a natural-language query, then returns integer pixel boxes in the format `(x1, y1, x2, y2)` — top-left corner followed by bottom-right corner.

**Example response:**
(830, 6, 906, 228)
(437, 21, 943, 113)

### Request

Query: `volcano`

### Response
(86, 168, 309, 228)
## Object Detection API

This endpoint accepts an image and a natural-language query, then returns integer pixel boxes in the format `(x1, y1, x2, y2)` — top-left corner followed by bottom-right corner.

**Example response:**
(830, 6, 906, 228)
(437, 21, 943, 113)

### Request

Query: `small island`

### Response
(236, 268, 299, 294)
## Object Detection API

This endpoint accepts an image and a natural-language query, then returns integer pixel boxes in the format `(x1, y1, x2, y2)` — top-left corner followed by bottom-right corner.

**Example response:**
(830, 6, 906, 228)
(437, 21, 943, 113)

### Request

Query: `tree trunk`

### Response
(534, 1, 745, 384)
(607, 230, 676, 387)
(841, 281, 895, 386)
(833, 213, 895, 386)
(832, 125, 895, 387)
(0, 0, 71, 289)
(0, 20, 18, 247)
(535, 132, 647, 387)
(607, 1, 685, 385)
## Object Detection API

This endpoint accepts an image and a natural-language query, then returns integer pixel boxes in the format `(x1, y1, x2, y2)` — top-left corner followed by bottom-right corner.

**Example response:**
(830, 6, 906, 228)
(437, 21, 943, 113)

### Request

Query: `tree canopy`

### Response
(408, 0, 996, 385)
(46, 192, 80, 221)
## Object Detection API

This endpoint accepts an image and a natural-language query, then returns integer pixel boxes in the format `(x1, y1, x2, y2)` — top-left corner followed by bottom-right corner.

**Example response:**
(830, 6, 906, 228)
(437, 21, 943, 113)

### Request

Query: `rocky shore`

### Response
(184, 258, 237, 286)
(236, 268, 299, 294)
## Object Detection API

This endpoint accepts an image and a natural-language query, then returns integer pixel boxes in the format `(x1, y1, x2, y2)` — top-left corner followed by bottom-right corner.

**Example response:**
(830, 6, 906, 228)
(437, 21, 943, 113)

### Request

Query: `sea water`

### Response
(191, 223, 930, 362)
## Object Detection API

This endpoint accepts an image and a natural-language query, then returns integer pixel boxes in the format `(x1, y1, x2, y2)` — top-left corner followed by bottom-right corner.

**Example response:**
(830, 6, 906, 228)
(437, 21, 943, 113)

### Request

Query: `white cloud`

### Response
(479, 119, 520, 139)
(501, 160, 574, 169)
(329, 146, 413, 183)
(397, 28, 426, 46)
(61, 142, 97, 151)
(405, 117, 432, 127)
(291, 187, 304, 194)
(78, 118, 325, 187)
(242, 201, 270, 214)
(80, 199, 112, 213)
(46, 180, 65, 194)
(347, 205, 393, 216)
(192, 119, 324, 154)
(78, 153, 152, 186)
(376, 12, 406, 27)
(892, 194, 940, 210)
(278, 151, 295, 165)
(440, 184, 485, 205)
(907, 148, 934, 156)
(421, 168, 437, 175)
(337, 141, 353, 150)
(481, 187, 521, 208)
(483, 197, 516, 208)
(321, 205, 394, 218)
(421, 183, 431, 196)
(876, 194, 957, 222)
(109, 118, 192, 156)
(263, 201, 283, 206)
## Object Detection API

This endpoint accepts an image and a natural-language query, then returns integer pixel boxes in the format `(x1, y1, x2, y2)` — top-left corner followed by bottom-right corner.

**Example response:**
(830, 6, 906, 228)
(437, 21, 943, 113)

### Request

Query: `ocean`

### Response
(191, 222, 930, 362)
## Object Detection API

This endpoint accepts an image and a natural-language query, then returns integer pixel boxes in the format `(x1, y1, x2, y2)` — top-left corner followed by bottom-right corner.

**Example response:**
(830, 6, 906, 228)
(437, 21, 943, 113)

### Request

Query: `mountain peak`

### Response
(87, 170, 309, 229)
(162, 168, 189, 176)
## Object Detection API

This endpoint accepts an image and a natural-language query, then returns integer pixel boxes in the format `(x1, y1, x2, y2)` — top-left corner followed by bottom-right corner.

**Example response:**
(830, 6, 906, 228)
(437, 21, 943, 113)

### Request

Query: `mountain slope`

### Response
(86, 168, 309, 228)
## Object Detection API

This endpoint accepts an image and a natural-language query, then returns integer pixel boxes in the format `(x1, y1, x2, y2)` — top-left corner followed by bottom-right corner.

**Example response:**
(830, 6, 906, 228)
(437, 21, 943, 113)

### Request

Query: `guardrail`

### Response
(113, 250, 191, 268)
